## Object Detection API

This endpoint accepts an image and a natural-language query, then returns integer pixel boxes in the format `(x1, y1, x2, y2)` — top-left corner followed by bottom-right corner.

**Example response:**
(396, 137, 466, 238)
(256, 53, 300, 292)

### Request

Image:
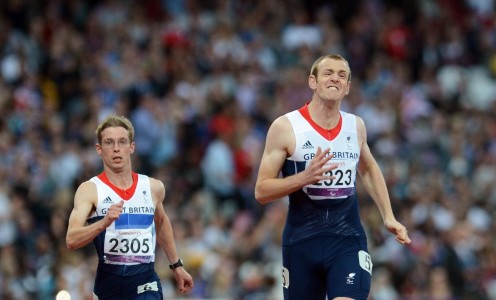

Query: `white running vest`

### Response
(285, 110, 360, 200)
(89, 174, 156, 265)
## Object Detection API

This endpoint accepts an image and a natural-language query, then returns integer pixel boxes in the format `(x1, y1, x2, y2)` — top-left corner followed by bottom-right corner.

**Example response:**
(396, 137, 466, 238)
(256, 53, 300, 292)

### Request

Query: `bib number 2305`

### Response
(104, 233, 153, 255)
(108, 237, 150, 254)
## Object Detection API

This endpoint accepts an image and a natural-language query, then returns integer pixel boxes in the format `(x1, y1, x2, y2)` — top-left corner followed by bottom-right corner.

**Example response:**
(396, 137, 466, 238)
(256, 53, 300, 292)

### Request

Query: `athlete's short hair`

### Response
(95, 115, 135, 143)
(310, 54, 351, 82)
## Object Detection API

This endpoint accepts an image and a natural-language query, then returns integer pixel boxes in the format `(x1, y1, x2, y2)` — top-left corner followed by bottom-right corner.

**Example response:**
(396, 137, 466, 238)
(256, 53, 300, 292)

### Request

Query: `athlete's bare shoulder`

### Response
(354, 115, 367, 146)
(148, 177, 166, 204)
(75, 180, 97, 201)
(266, 114, 294, 152)
(269, 114, 292, 132)
(72, 180, 98, 218)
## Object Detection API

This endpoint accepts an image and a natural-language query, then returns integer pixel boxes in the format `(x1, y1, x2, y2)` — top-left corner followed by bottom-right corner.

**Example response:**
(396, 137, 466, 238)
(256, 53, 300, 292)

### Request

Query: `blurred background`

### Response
(0, 0, 496, 299)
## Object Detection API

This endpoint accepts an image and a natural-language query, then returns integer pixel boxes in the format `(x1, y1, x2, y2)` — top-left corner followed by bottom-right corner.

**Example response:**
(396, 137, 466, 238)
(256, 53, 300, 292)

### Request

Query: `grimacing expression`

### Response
(311, 58, 351, 99)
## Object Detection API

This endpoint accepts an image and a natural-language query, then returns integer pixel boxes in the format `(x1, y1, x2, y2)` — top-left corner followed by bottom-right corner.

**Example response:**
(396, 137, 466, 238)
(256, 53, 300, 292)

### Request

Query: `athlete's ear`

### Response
(308, 74, 317, 90)
(345, 81, 351, 95)
(95, 143, 103, 155)
(129, 141, 135, 154)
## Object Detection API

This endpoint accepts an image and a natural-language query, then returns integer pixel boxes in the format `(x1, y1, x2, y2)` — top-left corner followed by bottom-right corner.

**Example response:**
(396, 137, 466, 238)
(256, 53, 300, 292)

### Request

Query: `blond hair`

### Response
(95, 115, 135, 143)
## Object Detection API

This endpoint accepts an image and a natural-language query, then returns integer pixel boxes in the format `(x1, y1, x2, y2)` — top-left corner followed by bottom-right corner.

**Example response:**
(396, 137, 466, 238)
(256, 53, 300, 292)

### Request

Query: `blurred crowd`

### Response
(1, 0, 496, 299)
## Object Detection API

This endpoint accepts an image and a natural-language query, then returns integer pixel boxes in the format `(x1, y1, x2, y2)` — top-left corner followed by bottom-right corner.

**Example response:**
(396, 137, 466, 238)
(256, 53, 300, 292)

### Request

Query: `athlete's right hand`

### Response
(104, 200, 124, 223)
(303, 147, 337, 185)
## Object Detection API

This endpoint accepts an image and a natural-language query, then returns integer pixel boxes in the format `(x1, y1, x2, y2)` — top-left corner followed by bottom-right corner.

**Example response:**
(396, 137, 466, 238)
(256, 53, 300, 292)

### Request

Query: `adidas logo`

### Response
(302, 141, 314, 149)
(103, 196, 113, 204)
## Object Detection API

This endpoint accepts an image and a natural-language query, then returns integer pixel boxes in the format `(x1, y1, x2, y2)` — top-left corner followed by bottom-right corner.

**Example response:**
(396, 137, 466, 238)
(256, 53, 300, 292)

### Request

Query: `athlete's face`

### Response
(309, 58, 351, 102)
(96, 126, 135, 170)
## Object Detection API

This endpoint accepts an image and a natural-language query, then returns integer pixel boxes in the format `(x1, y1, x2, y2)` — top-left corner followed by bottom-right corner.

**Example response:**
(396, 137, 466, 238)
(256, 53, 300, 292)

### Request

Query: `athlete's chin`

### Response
(108, 163, 126, 171)
(322, 96, 341, 103)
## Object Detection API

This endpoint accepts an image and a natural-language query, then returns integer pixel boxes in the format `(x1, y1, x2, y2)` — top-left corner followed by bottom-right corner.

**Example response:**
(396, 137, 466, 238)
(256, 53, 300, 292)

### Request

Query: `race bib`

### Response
(304, 160, 356, 199)
(104, 229, 154, 264)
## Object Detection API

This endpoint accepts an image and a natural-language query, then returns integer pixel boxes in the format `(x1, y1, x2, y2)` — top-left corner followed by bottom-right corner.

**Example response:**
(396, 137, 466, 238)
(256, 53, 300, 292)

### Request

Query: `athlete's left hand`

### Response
(385, 219, 411, 245)
(173, 267, 194, 294)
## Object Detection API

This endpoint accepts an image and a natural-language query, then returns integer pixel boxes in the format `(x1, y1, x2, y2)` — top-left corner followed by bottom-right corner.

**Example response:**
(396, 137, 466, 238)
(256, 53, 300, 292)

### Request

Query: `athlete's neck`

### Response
(104, 170, 134, 190)
(307, 100, 341, 130)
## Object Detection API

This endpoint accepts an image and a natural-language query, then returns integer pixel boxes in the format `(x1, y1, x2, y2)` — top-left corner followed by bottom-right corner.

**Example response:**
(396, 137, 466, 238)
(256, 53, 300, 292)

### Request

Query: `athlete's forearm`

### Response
(255, 172, 309, 204)
(66, 218, 111, 250)
(360, 165, 396, 222)
(155, 214, 180, 263)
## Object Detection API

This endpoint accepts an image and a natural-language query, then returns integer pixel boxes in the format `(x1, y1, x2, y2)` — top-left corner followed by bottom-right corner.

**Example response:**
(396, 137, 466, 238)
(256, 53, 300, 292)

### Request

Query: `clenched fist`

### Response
(105, 200, 124, 223)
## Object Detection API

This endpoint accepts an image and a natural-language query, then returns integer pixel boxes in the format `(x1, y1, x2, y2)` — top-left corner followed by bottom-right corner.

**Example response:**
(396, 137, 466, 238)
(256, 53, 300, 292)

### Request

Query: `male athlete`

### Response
(255, 54, 411, 300)
(66, 115, 193, 299)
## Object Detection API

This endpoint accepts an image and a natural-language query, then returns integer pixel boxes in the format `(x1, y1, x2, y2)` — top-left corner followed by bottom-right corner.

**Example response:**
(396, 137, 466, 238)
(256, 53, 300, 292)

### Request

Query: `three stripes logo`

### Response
(302, 141, 314, 149)
(103, 196, 113, 204)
